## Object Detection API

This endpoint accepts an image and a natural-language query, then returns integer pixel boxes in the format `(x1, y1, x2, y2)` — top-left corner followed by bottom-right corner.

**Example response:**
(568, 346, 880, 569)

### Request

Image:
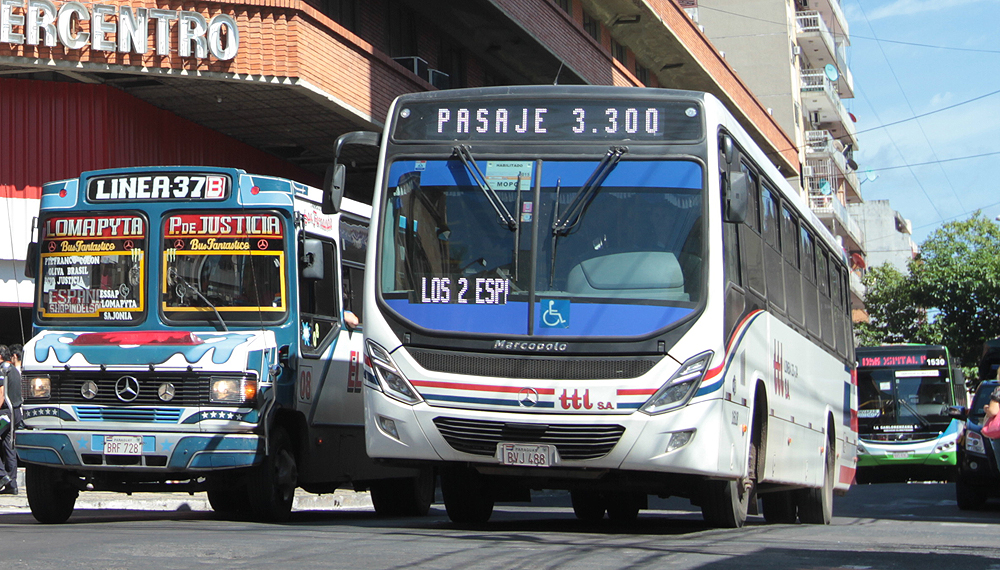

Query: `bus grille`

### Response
(409, 348, 660, 380)
(49, 373, 246, 406)
(433, 417, 626, 460)
(74, 406, 183, 423)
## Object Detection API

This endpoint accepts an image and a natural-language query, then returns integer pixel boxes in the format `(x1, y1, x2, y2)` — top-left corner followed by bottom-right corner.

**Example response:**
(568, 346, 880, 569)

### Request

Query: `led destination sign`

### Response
(87, 173, 229, 202)
(393, 99, 704, 142)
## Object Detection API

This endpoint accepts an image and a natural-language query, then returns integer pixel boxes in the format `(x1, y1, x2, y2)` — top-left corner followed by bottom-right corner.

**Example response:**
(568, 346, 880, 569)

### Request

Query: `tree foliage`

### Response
(855, 263, 938, 347)
(857, 212, 1000, 376)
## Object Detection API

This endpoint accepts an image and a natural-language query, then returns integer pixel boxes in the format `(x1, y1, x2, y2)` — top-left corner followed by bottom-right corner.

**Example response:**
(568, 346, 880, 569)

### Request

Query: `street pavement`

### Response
(0, 467, 374, 513)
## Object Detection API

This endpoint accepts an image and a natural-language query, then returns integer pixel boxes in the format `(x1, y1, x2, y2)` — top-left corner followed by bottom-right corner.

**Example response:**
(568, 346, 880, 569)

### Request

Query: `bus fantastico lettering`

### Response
(855, 344, 966, 483)
(330, 86, 858, 528)
(17, 166, 433, 523)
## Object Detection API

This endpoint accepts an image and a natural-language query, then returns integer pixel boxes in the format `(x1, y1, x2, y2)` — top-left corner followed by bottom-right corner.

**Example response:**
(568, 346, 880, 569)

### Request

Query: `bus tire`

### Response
(207, 477, 249, 517)
(955, 475, 988, 510)
(371, 469, 435, 517)
(26, 464, 78, 524)
(761, 491, 797, 524)
(441, 465, 493, 525)
(798, 432, 834, 524)
(606, 491, 643, 524)
(246, 428, 297, 522)
(570, 491, 606, 521)
(700, 478, 749, 528)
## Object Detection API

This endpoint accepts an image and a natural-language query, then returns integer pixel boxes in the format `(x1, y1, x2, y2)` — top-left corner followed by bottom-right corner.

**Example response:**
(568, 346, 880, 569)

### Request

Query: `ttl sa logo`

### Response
(559, 389, 613, 410)
(773, 340, 790, 399)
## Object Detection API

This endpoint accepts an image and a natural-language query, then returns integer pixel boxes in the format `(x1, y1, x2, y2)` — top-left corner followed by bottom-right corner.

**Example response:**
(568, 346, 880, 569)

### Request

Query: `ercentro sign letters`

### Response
(1, 0, 239, 60)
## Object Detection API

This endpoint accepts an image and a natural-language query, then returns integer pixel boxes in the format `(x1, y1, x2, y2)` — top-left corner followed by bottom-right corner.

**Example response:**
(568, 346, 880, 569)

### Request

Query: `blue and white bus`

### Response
(330, 86, 858, 527)
(17, 166, 432, 523)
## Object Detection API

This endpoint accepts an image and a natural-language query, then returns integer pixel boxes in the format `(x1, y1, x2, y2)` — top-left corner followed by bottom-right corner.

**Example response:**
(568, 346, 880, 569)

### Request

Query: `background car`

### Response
(954, 380, 1000, 509)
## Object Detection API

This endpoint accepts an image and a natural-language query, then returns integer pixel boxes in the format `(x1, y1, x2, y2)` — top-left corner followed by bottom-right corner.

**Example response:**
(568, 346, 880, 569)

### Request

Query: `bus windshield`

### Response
(857, 346, 956, 440)
(37, 214, 147, 324)
(161, 212, 287, 324)
(379, 158, 704, 337)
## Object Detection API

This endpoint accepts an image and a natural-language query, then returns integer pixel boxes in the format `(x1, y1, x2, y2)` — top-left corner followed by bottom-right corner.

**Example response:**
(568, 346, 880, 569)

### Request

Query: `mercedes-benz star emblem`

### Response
(518, 387, 539, 407)
(115, 376, 140, 402)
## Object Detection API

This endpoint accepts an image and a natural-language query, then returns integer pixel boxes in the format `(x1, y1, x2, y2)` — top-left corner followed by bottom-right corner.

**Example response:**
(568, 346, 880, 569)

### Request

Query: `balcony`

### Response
(795, 11, 853, 98)
(806, 130, 860, 201)
(800, 69, 858, 148)
(803, 0, 850, 42)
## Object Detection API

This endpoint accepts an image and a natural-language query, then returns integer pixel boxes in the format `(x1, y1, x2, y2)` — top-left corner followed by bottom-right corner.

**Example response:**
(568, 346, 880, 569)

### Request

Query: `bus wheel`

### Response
(440, 465, 493, 525)
(570, 491, 606, 521)
(700, 478, 749, 528)
(26, 464, 79, 524)
(207, 477, 249, 517)
(955, 475, 988, 510)
(371, 469, 435, 517)
(797, 436, 834, 524)
(606, 491, 643, 524)
(246, 428, 298, 522)
(761, 491, 797, 524)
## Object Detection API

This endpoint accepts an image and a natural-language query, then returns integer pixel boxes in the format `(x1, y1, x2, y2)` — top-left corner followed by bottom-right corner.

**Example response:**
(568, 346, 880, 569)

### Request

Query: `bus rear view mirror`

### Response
(724, 171, 749, 224)
(322, 163, 346, 215)
(24, 241, 38, 279)
(301, 238, 325, 280)
(947, 405, 969, 421)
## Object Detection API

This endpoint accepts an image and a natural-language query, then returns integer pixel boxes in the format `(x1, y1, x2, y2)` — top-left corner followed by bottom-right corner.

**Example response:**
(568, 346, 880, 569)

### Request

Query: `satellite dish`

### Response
(824, 64, 839, 82)
(865, 169, 879, 182)
(819, 179, 832, 195)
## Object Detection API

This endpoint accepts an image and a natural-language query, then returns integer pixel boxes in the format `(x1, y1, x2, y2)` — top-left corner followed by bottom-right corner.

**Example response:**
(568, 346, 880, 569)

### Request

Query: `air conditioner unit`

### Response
(392, 56, 429, 81)
(803, 165, 814, 177)
(428, 69, 450, 90)
(792, 45, 802, 56)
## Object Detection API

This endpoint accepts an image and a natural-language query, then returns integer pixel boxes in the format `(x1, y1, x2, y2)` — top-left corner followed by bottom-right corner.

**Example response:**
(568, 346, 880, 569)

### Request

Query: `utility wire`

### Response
(855, 1, 966, 215)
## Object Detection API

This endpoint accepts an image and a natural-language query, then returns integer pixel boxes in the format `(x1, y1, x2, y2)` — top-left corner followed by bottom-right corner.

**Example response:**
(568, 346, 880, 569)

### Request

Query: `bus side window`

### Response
(342, 263, 365, 326)
(299, 239, 339, 354)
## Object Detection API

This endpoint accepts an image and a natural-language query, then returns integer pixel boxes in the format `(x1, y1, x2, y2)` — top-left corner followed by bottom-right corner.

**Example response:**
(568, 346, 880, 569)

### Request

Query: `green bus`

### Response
(855, 345, 966, 483)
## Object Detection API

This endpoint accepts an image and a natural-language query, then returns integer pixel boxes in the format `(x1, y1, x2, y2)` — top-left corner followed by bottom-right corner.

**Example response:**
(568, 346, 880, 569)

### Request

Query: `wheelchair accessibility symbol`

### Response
(540, 299, 570, 328)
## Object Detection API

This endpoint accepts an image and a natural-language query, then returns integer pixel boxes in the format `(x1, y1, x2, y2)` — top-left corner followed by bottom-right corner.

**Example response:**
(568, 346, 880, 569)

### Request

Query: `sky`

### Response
(842, 0, 1000, 247)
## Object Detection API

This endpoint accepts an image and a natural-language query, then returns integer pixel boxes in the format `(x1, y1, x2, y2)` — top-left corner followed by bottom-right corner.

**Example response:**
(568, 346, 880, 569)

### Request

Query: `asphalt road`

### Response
(1, 481, 999, 570)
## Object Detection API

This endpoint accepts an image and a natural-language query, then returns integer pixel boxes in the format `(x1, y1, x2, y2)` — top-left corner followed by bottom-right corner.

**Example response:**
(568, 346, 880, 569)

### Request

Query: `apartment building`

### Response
(690, 0, 867, 315)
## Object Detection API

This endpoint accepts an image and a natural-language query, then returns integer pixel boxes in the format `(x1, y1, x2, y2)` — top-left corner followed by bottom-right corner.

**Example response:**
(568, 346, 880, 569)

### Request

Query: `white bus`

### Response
(327, 86, 857, 527)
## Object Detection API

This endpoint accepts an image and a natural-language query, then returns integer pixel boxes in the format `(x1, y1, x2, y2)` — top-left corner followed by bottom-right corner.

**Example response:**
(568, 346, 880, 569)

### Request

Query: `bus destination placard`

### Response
(392, 99, 704, 143)
(88, 173, 230, 202)
(164, 213, 284, 252)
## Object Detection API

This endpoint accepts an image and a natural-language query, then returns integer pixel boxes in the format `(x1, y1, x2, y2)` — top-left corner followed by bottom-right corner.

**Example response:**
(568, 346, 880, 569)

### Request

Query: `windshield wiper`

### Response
(453, 145, 518, 231)
(895, 397, 932, 428)
(169, 268, 229, 332)
(551, 145, 627, 236)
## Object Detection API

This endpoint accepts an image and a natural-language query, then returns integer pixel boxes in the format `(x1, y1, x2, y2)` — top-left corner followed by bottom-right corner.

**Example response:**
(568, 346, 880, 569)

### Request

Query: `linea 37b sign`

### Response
(1, 0, 239, 60)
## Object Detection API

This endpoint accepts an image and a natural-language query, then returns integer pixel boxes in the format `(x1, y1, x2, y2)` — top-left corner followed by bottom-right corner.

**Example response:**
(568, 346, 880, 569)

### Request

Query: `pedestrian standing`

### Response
(0, 345, 21, 494)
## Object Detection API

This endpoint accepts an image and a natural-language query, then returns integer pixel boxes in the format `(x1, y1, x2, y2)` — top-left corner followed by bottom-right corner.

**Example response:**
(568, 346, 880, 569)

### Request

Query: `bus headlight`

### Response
(28, 375, 51, 399)
(640, 351, 714, 415)
(965, 431, 987, 456)
(210, 377, 257, 404)
(365, 339, 423, 405)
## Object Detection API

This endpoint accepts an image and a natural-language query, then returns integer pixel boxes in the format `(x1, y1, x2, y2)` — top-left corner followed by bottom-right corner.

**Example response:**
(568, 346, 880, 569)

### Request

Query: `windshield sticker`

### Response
(485, 161, 533, 191)
(419, 277, 509, 305)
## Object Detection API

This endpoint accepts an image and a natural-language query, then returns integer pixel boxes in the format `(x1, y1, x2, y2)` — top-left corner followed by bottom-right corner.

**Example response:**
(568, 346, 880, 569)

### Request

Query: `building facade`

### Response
(688, 0, 867, 315)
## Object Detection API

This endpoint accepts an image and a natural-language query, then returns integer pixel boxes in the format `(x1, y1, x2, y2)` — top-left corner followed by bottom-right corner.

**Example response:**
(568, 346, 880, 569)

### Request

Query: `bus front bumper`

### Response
(15, 429, 264, 472)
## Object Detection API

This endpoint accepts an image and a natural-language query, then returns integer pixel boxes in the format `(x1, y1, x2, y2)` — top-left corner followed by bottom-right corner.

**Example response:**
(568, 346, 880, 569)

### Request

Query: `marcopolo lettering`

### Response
(0, 0, 239, 60)
(494, 340, 568, 352)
